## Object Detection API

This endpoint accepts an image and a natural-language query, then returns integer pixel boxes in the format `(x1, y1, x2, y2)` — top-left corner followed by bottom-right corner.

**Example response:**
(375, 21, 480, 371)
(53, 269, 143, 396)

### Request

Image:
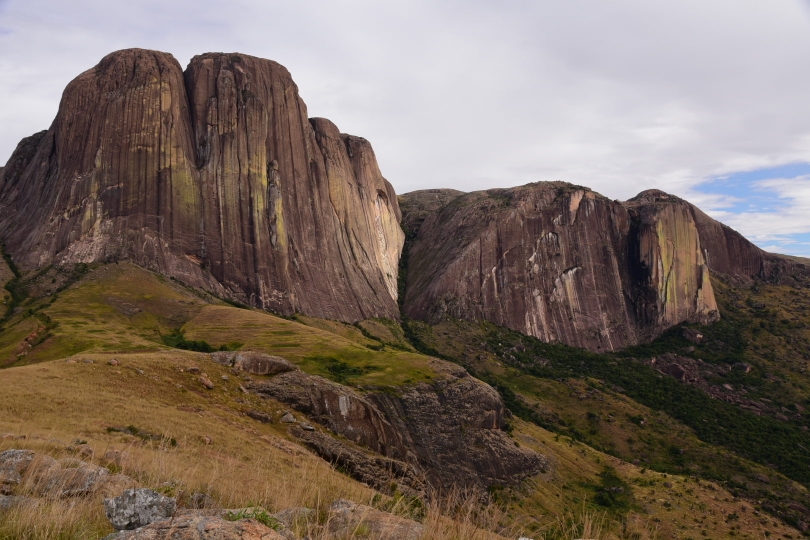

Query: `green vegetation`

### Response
(590, 467, 632, 510)
(161, 330, 241, 352)
(223, 507, 280, 529)
(401, 273, 810, 530)
(1, 261, 808, 537)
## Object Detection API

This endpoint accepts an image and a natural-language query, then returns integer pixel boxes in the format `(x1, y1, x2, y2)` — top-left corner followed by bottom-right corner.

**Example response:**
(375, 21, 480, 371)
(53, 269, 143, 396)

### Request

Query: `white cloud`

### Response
(702, 175, 810, 256)
(1, 0, 809, 244)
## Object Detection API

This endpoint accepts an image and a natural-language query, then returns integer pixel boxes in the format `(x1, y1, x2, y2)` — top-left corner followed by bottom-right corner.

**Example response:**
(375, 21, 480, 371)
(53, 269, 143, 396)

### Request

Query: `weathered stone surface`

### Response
(245, 410, 274, 424)
(328, 499, 424, 540)
(290, 426, 423, 495)
(0, 131, 46, 196)
(0, 48, 403, 323)
(624, 190, 719, 330)
(211, 351, 296, 376)
(104, 488, 177, 530)
(104, 513, 284, 540)
(402, 183, 719, 351)
(0, 494, 34, 512)
(272, 506, 315, 529)
(0, 449, 35, 489)
(249, 358, 545, 490)
(38, 461, 111, 497)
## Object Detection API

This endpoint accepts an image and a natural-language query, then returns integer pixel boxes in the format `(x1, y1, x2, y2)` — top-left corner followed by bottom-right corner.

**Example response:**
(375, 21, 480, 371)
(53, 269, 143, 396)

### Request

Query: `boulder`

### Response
(0, 450, 59, 494)
(683, 327, 704, 344)
(0, 449, 35, 488)
(38, 461, 111, 497)
(211, 352, 297, 376)
(250, 359, 545, 491)
(246, 410, 274, 424)
(104, 488, 177, 530)
(272, 507, 315, 529)
(327, 499, 424, 540)
(0, 494, 34, 512)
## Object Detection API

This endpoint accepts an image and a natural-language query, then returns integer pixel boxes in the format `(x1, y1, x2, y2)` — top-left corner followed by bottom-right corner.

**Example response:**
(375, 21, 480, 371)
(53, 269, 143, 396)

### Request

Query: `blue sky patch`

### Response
(693, 162, 810, 258)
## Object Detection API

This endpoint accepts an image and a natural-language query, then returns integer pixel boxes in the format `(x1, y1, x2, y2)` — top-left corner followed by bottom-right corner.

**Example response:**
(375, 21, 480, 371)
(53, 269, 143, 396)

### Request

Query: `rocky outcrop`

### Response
(402, 183, 719, 351)
(290, 427, 424, 495)
(328, 499, 424, 540)
(105, 488, 177, 530)
(103, 513, 285, 540)
(0, 449, 133, 499)
(398, 188, 464, 237)
(210, 351, 297, 375)
(0, 130, 45, 196)
(0, 49, 403, 322)
(248, 358, 545, 490)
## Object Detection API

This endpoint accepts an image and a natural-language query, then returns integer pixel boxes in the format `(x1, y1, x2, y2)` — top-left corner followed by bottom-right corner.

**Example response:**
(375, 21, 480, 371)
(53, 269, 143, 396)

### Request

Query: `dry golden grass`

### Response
(1, 264, 803, 539)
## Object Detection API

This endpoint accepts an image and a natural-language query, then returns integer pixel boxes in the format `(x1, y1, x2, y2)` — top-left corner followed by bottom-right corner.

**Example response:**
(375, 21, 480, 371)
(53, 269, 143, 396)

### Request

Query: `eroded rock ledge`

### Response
(247, 358, 546, 492)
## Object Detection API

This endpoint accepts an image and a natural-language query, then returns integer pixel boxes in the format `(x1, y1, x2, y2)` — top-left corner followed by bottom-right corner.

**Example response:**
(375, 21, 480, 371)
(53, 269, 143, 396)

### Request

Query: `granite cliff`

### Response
(0, 49, 403, 322)
(401, 183, 721, 351)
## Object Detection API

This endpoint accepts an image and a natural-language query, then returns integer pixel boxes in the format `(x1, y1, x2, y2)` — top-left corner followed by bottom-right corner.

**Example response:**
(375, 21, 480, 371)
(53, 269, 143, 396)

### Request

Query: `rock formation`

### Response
(248, 358, 545, 490)
(0, 49, 403, 322)
(398, 188, 464, 237)
(402, 183, 720, 351)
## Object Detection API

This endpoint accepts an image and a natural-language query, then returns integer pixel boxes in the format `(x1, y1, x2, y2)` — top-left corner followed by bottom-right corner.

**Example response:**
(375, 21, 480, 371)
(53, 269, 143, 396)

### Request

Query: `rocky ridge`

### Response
(246, 356, 545, 492)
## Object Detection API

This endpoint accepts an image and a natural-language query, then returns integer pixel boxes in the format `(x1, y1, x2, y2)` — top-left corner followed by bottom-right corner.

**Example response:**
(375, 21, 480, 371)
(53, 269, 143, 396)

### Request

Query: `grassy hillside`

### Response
(0, 263, 806, 539)
(401, 273, 810, 534)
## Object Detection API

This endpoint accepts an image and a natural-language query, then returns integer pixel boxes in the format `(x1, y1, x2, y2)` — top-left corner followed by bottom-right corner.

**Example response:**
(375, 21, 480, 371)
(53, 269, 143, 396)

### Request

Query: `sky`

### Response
(0, 1, 809, 256)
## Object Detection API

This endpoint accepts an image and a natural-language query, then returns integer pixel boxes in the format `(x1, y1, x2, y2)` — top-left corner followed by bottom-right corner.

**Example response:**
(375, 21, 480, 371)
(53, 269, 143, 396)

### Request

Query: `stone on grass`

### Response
(0, 494, 34, 512)
(0, 449, 35, 487)
(211, 352, 297, 376)
(246, 410, 274, 424)
(39, 462, 110, 497)
(102, 512, 284, 539)
(328, 499, 424, 540)
(104, 488, 177, 530)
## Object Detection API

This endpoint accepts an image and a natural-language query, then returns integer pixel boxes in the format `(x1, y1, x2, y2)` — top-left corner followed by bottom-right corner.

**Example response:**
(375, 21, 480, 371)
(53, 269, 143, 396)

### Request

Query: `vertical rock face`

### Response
(402, 183, 719, 352)
(0, 49, 403, 321)
(625, 190, 718, 329)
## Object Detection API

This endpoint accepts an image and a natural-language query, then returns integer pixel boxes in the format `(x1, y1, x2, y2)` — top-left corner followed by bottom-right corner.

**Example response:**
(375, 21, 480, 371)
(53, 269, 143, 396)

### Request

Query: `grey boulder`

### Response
(104, 488, 177, 530)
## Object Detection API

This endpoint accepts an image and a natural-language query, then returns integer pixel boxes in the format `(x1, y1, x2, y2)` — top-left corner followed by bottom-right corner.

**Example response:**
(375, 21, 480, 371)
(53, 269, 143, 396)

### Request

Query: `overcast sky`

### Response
(1, 0, 809, 256)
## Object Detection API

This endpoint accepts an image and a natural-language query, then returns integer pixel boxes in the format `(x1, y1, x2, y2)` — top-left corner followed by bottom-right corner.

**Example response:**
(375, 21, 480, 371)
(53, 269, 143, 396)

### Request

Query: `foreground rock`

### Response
(328, 499, 424, 540)
(0, 494, 34, 511)
(1, 449, 133, 499)
(249, 358, 545, 491)
(0, 450, 37, 492)
(0, 48, 403, 323)
(290, 427, 423, 495)
(402, 184, 720, 352)
(105, 488, 177, 530)
(103, 513, 284, 540)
